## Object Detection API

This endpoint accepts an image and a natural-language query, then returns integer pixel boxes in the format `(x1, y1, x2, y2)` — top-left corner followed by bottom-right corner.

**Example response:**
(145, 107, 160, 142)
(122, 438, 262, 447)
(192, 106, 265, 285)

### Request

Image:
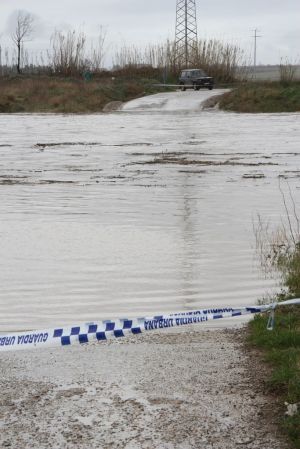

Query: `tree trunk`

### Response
(17, 41, 21, 74)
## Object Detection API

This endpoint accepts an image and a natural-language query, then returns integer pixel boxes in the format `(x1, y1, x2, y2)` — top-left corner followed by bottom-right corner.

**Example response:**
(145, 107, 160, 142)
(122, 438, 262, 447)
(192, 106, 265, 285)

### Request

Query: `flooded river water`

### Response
(0, 90, 299, 331)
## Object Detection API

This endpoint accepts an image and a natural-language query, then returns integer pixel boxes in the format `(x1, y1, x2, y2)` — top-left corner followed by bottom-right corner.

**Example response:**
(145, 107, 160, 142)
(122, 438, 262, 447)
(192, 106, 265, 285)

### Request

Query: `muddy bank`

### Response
(0, 327, 288, 449)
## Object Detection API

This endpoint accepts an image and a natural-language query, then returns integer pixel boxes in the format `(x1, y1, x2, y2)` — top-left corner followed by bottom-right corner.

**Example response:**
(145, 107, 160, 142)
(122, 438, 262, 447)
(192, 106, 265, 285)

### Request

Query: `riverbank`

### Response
(248, 306, 300, 448)
(219, 82, 300, 113)
(0, 76, 169, 113)
(0, 326, 289, 449)
(2, 78, 300, 114)
(248, 197, 300, 447)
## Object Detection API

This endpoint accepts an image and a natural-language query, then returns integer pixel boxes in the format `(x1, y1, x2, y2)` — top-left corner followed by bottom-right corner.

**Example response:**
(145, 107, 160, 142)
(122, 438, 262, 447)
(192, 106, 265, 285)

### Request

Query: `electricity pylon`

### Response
(175, 0, 198, 67)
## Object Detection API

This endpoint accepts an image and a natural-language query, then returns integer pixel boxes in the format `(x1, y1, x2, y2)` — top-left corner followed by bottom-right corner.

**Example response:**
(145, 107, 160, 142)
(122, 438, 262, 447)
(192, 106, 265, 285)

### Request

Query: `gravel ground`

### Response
(0, 327, 289, 449)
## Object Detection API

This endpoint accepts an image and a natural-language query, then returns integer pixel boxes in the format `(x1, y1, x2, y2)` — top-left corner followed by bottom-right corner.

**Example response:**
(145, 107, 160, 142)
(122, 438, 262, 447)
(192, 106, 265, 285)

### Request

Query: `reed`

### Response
(280, 58, 298, 86)
(113, 38, 245, 83)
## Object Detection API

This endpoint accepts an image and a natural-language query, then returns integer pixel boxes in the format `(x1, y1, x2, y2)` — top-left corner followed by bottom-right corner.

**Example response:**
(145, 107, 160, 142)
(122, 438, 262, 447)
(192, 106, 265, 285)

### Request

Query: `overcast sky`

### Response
(0, 0, 299, 66)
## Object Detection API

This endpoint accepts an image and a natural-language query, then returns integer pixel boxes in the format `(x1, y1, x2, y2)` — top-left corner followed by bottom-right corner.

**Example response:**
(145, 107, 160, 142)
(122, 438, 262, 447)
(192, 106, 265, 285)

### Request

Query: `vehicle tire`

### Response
(208, 86, 213, 90)
(180, 83, 186, 91)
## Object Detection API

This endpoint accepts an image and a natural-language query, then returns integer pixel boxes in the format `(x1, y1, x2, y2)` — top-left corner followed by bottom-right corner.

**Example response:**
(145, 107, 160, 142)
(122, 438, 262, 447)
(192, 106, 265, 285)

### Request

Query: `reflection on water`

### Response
(0, 91, 300, 331)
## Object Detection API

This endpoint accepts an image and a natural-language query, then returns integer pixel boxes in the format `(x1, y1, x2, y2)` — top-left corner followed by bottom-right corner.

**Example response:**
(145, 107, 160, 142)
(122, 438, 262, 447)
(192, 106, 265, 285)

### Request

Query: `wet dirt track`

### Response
(0, 329, 289, 449)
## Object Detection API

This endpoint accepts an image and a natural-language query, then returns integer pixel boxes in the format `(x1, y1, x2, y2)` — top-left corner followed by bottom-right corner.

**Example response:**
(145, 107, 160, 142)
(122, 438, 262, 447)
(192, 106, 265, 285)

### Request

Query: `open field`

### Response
(246, 65, 300, 82)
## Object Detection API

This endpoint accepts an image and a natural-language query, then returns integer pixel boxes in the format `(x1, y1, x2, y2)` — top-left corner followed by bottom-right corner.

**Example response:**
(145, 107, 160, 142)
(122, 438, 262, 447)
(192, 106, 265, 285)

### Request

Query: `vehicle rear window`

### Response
(192, 70, 206, 77)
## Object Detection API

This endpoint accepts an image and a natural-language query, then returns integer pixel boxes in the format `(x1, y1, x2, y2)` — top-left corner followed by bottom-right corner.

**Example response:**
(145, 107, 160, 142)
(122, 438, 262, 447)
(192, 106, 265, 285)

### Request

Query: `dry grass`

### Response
(219, 81, 300, 113)
(0, 76, 163, 113)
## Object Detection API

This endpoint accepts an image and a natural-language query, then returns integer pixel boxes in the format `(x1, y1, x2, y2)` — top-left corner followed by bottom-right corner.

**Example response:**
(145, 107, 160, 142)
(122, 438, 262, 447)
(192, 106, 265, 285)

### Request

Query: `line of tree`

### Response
(4, 9, 299, 84)
(1, 18, 246, 83)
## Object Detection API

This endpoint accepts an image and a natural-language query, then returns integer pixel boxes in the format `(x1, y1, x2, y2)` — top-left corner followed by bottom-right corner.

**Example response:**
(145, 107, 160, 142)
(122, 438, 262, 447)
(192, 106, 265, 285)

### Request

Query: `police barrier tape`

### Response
(1, 298, 300, 353)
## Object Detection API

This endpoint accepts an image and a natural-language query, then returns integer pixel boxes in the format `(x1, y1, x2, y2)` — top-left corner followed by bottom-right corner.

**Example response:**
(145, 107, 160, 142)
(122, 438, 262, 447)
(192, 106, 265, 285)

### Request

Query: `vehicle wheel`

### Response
(193, 83, 197, 91)
(180, 83, 186, 91)
(208, 86, 213, 90)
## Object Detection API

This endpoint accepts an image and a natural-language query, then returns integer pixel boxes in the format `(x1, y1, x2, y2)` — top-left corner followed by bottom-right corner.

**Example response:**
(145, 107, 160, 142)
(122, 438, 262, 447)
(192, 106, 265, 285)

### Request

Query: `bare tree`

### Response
(11, 11, 35, 74)
(0, 35, 2, 76)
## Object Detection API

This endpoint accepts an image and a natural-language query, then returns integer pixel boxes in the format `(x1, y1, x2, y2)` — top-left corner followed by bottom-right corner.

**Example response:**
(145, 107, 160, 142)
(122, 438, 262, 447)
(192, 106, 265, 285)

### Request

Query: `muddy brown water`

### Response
(0, 91, 299, 331)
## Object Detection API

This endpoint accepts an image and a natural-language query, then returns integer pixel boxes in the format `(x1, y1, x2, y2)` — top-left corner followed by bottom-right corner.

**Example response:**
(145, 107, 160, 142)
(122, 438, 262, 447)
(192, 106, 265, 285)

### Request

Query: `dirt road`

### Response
(0, 327, 288, 449)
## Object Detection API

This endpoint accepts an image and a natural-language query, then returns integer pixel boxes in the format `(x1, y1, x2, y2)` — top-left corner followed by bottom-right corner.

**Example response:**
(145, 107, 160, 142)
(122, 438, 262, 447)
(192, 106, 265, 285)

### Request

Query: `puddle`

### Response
(0, 90, 299, 331)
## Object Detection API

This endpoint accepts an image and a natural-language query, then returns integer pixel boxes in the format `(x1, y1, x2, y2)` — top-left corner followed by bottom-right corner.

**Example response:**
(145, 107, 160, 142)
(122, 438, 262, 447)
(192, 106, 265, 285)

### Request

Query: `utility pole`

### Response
(252, 29, 261, 77)
(175, 0, 198, 68)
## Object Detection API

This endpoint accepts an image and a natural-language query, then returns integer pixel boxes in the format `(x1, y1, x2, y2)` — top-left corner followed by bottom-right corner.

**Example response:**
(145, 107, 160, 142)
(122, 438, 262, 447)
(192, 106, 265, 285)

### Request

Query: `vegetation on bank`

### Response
(249, 205, 300, 447)
(0, 75, 169, 113)
(2, 76, 300, 114)
(249, 306, 300, 447)
(219, 82, 300, 113)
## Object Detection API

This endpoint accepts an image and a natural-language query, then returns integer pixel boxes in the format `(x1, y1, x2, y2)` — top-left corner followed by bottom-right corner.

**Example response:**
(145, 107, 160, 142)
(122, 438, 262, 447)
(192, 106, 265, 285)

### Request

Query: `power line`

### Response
(252, 28, 262, 76)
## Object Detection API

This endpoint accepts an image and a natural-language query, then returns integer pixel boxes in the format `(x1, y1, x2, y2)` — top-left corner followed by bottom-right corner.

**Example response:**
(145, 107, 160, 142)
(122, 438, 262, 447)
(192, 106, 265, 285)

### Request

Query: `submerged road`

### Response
(122, 89, 228, 112)
(0, 90, 300, 331)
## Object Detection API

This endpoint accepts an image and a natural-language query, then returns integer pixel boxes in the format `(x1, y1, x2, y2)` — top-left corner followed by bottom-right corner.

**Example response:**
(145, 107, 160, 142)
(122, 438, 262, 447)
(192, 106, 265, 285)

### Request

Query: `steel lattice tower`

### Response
(175, 0, 198, 67)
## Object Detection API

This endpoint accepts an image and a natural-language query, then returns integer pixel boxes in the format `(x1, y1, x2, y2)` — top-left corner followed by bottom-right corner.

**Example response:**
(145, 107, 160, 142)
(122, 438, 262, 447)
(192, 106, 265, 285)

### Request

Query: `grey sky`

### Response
(0, 0, 299, 65)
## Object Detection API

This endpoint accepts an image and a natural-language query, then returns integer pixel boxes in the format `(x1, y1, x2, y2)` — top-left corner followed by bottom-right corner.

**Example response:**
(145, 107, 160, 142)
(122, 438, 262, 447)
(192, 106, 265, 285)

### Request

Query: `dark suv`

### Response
(179, 69, 214, 91)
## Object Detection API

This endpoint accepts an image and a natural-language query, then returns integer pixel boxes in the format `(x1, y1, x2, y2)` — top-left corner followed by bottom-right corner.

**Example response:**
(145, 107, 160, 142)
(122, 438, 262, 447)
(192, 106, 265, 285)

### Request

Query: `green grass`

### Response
(249, 306, 300, 447)
(282, 249, 300, 298)
(248, 241, 300, 448)
(0, 76, 170, 113)
(219, 82, 300, 113)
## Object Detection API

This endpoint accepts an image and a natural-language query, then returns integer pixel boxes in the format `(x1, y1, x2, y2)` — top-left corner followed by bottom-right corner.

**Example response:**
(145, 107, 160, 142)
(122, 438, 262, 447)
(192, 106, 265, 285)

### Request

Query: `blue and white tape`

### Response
(1, 299, 300, 353)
